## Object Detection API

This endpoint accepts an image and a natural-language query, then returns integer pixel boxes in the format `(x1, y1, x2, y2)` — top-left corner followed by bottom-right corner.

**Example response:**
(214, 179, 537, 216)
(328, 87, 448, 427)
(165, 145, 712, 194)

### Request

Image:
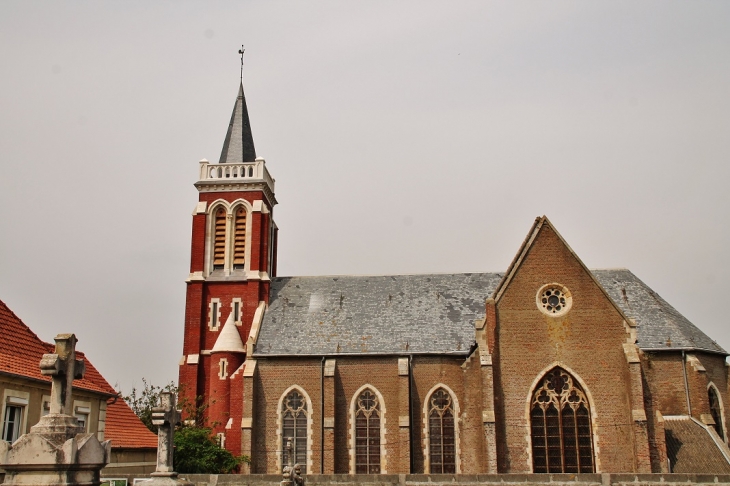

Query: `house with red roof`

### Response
(0, 299, 157, 475)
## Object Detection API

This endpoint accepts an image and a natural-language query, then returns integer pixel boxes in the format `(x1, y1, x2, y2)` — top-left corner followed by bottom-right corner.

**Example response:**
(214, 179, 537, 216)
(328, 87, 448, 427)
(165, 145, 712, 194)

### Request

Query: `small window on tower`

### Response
(232, 207, 246, 270)
(209, 298, 221, 331)
(213, 208, 227, 270)
(232, 299, 242, 325)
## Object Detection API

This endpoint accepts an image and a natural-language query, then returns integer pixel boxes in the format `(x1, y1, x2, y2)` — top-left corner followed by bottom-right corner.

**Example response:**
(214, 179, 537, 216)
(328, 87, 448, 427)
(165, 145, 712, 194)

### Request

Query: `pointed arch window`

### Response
(709, 386, 725, 441)
(428, 388, 456, 473)
(530, 367, 594, 473)
(232, 206, 247, 269)
(212, 208, 227, 270)
(355, 389, 381, 474)
(282, 390, 308, 472)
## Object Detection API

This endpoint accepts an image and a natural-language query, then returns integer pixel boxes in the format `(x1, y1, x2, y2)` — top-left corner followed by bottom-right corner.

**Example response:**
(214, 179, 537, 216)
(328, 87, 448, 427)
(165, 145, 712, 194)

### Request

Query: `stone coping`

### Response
(102, 473, 730, 486)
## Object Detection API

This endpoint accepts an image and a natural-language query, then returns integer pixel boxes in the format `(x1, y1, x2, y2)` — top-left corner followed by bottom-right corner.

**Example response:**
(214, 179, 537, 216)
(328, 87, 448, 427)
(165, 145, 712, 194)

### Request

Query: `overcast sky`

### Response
(1, 1, 729, 393)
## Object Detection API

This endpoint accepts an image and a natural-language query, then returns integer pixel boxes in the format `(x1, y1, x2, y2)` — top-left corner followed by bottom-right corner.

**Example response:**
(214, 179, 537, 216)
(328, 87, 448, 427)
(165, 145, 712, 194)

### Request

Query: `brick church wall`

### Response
(494, 224, 643, 473)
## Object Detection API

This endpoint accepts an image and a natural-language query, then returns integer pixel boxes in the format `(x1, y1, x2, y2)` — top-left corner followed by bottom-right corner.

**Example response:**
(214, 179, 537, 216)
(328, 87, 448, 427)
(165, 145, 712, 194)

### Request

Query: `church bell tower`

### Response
(178, 81, 277, 455)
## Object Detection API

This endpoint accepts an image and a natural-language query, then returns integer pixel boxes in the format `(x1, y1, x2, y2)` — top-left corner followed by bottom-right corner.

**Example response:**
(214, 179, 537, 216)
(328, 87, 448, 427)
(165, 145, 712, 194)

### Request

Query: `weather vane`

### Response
(238, 45, 245, 82)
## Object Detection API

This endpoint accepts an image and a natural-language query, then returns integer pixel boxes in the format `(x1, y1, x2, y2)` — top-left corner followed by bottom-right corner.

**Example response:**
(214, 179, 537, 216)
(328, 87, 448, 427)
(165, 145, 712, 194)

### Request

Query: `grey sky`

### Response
(1, 1, 728, 393)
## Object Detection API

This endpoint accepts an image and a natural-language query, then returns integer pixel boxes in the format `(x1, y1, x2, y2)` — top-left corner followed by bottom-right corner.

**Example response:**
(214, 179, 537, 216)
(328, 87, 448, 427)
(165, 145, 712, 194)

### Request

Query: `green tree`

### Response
(121, 379, 247, 473)
(173, 427, 244, 474)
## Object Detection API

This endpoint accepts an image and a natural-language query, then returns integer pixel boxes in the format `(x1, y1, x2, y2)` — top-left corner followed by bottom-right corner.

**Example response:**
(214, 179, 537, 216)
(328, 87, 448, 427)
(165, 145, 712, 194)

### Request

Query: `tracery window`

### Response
(212, 207, 227, 270)
(282, 390, 307, 472)
(709, 386, 725, 440)
(428, 388, 456, 473)
(355, 389, 381, 473)
(232, 206, 246, 269)
(530, 368, 594, 473)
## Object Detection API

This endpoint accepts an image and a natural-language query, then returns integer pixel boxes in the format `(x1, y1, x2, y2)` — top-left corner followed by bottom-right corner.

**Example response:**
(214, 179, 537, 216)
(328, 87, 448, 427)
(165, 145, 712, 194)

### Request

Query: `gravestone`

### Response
(144, 392, 191, 486)
(0, 333, 110, 486)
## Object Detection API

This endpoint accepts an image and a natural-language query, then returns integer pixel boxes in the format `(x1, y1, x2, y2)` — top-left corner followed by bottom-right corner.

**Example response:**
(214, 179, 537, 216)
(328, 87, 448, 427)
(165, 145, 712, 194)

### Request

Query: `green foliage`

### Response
(173, 427, 247, 474)
(121, 379, 248, 474)
(122, 378, 177, 433)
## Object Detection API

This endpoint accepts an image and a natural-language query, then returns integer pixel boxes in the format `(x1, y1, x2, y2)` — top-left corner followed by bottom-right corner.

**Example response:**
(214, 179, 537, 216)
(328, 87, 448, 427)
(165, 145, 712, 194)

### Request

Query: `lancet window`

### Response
(709, 386, 725, 441)
(281, 389, 308, 472)
(530, 367, 594, 473)
(212, 207, 227, 270)
(232, 206, 246, 269)
(355, 389, 381, 474)
(428, 388, 456, 473)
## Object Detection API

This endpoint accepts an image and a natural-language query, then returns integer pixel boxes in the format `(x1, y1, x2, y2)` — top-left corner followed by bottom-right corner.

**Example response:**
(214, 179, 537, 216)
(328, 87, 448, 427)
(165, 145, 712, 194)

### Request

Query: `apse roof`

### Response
(254, 269, 725, 357)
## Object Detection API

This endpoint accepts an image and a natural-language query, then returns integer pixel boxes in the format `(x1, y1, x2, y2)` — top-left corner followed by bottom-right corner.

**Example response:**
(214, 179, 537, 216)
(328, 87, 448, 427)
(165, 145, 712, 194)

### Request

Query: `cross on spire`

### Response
(238, 45, 245, 83)
(39, 333, 85, 416)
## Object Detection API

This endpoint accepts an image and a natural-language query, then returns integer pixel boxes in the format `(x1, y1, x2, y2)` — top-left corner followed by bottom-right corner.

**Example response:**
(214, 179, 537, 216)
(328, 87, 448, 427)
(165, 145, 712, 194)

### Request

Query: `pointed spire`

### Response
(219, 83, 257, 164)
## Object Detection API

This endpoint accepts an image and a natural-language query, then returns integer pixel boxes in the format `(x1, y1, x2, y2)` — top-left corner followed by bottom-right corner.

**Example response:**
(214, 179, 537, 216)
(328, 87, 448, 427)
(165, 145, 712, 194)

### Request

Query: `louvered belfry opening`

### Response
(530, 367, 594, 473)
(213, 208, 226, 270)
(709, 386, 725, 440)
(355, 389, 381, 474)
(428, 388, 457, 473)
(282, 390, 308, 472)
(233, 206, 246, 269)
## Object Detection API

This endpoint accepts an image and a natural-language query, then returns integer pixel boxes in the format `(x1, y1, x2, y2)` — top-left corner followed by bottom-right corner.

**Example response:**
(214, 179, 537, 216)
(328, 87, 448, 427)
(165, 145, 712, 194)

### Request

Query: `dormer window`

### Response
(213, 208, 227, 270)
(232, 207, 247, 269)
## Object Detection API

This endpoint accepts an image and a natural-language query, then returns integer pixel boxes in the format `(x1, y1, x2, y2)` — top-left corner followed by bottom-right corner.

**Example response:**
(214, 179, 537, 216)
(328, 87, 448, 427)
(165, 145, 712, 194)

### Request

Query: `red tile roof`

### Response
(0, 299, 157, 449)
(105, 397, 158, 449)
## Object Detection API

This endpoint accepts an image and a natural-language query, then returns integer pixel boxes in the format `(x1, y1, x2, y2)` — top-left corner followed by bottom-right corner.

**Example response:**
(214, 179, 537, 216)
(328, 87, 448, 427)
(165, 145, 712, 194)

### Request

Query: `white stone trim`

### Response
(276, 385, 314, 474)
(2, 389, 30, 443)
(523, 362, 601, 473)
(349, 384, 387, 474)
(708, 381, 728, 443)
(204, 199, 253, 277)
(422, 383, 462, 473)
(193, 201, 208, 215)
(208, 298, 221, 331)
(246, 301, 266, 355)
(187, 354, 199, 364)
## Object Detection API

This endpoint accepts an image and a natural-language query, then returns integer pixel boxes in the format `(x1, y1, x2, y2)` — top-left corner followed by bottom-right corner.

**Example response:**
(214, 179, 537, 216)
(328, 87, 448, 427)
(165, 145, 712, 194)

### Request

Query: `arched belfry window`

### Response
(232, 206, 246, 269)
(709, 386, 725, 441)
(282, 389, 308, 472)
(212, 208, 226, 270)
(428, 388, 456, 473)
(355, 389, 381, 473)
(530, 367, 594, 473)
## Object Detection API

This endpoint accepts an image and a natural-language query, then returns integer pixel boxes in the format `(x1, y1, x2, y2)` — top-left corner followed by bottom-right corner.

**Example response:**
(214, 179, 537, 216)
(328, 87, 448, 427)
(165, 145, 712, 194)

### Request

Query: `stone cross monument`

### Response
(145, 392, 192, 486)
(0, 333, 110, 486)
(151, 392, 180, 477)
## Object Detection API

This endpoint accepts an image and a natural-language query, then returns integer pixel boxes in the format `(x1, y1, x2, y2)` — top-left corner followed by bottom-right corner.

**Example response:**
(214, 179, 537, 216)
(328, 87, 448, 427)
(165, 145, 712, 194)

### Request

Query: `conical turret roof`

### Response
(219, 83, 257, 163)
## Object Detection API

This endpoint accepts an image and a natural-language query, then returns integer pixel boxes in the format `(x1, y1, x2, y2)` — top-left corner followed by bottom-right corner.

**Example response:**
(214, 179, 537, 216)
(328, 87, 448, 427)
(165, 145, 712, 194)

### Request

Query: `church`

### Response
(178, 82, 730, 475)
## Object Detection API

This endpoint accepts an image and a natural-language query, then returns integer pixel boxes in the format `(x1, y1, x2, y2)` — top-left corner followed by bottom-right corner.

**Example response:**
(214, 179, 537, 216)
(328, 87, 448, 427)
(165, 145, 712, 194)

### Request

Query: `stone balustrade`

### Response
(197, 158, 276, 194)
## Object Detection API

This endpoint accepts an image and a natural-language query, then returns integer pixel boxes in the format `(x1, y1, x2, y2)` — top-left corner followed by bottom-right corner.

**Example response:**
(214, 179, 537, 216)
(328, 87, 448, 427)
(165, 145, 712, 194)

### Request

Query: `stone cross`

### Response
(39, 334, 85, 416)
(151, 392, 181, 476)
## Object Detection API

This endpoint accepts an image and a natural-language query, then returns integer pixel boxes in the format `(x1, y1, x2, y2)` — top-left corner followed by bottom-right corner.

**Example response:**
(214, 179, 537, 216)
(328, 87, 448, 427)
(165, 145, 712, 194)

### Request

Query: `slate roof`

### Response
(664, 416, 730, 473)
(219, 83, 257, 163)
(594, 269, 726, 354)
(255, 273, 503, 356)
(0, 299, 157, 448)
(254, 269, 725, 357)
